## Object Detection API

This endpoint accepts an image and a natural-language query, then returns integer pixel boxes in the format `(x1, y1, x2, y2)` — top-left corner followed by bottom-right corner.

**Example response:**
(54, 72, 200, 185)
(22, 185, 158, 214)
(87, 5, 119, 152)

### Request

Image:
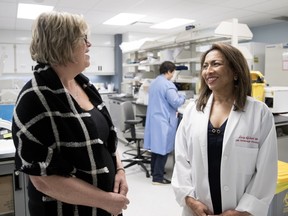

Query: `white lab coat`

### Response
(172, 95, 278, 216)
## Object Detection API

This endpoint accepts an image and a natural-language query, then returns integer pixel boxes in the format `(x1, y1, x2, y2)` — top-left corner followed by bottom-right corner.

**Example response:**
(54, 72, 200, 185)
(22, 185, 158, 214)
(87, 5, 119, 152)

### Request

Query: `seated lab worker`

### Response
(144, 61, 186, 185)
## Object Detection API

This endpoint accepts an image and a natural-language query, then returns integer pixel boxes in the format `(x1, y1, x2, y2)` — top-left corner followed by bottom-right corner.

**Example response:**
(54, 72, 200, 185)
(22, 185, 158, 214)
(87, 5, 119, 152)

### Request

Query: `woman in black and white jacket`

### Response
(12, 11, 129, 216)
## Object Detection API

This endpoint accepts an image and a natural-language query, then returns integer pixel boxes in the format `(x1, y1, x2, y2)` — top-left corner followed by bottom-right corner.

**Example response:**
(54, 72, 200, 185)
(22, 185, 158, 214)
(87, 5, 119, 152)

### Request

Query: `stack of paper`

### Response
(0, 139, 15, 155)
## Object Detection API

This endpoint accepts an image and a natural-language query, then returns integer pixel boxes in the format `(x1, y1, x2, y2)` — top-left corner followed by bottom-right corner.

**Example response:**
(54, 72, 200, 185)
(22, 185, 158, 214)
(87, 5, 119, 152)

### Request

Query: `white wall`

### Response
(0, 30, 31, 44)
(88, 34, 114, 47)
(251, 22, 288, 44)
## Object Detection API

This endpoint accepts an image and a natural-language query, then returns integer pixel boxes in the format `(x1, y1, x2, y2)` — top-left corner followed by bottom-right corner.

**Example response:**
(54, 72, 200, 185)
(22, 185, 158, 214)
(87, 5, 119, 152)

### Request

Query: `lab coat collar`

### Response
(198, 94, 243, 169)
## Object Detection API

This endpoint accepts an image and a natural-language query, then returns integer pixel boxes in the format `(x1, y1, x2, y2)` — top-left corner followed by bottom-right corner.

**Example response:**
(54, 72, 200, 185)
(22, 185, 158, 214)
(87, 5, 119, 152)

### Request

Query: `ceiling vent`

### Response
(273, 16, 288, 22)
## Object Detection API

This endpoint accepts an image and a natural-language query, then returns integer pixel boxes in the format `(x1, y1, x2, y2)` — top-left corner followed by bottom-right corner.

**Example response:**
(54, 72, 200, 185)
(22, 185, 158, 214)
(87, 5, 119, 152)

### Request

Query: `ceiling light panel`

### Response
(150, 18, 195, 29)
(103, 13, 146, 26)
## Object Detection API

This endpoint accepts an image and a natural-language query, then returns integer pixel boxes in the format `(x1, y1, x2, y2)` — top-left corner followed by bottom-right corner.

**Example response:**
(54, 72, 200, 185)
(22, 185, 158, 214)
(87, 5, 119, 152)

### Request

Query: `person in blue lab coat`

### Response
(144, 61, 186, 184)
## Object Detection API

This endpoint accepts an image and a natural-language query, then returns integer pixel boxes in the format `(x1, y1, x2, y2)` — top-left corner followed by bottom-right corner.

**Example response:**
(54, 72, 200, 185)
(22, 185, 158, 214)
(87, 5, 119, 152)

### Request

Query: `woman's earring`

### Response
(234, 76, 238, 81)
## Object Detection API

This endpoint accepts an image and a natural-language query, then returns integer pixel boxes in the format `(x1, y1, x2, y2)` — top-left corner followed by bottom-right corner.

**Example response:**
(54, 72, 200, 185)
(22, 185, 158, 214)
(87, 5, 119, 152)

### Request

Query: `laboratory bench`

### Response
(0, 118, 30, 216)
(108, 95, 136, 103)
(120, 99, 288, 163)
(0, 142, 30, 216)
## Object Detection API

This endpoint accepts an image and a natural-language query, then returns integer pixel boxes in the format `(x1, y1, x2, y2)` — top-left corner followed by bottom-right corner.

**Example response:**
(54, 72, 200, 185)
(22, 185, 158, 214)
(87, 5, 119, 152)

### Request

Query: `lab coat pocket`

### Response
(235, 144, 258, 175)
(235, 142, 258, 148)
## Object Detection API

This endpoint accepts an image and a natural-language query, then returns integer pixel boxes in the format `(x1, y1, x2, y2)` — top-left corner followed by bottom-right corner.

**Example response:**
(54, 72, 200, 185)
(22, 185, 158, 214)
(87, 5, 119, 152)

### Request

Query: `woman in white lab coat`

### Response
(144, 61, 185, 184)
(172, 43, 278, 216)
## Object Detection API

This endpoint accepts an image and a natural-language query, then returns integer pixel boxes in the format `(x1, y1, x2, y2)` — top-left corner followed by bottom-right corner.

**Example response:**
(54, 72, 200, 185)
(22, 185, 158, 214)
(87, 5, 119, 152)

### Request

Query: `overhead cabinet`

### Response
(0, 44, 15, 74)
(15, 44, 35, 74)
(0, 43, 35, 74)
(0, 44, 115, 75)
(84, 46, 115, 75)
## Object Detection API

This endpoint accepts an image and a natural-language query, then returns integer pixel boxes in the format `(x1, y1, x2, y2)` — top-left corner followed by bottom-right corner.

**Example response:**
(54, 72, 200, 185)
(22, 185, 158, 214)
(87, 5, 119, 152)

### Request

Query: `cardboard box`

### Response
(0, 175, 14, 215)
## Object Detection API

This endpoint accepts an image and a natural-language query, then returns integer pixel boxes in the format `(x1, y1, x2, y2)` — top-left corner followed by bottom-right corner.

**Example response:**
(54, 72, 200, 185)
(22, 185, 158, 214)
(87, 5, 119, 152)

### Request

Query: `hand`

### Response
(185, 197, 213, 216)
(113, 169, 128, 196)
(220, 210, 250, 216)
(105, 192, 130, 216)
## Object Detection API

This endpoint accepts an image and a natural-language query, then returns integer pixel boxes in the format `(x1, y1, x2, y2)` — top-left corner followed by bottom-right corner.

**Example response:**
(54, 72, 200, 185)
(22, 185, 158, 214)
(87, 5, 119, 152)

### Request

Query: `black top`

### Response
(207, 119, 227, 215)
(27, 107, 116, 216)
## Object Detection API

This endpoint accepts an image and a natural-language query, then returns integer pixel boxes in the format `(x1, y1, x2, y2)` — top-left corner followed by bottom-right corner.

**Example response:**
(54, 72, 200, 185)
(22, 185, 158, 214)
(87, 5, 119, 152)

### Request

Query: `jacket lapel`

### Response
(222, 104, 242, 151)
(197, 95, 213, 171)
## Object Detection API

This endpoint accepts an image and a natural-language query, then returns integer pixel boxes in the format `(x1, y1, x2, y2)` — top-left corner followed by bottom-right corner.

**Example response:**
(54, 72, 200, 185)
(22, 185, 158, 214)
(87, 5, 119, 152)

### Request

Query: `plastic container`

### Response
(250, 71, 265, 102)
(267, 161, 288, 216)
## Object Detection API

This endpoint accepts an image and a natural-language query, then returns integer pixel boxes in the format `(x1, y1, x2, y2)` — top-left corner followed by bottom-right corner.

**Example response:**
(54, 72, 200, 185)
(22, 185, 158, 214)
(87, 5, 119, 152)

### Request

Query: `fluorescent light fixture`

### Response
(17, 3, 54, 20)
(150, 18, 195, 29)
(103, 13, 146, 26)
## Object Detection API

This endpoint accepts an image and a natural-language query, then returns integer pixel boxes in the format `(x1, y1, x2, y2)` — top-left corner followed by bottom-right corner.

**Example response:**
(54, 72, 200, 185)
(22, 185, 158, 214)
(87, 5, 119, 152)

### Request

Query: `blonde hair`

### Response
(30, 11, 89, 65)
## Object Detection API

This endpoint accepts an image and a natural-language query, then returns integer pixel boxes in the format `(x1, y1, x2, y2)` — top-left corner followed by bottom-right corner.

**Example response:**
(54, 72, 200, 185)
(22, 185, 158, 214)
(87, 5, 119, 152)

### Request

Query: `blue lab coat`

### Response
(144, 74, 185, 155)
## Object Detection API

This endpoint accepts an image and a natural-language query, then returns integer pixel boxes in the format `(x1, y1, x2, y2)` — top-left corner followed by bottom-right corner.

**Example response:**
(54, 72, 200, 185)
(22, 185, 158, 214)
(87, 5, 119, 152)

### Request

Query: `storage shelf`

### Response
(174, 79, 193, 83)
(121, 29, 229, 84)
(123, 62, 161, 67)
(175, 57, 200, 63)
(123, 57, 200, 67)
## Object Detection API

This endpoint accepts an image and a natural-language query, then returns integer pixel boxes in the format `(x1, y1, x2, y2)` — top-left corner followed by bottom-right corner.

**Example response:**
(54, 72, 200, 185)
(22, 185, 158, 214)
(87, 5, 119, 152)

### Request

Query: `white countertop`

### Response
(98, 90, 117, 94)
(0, 139, 15, 155)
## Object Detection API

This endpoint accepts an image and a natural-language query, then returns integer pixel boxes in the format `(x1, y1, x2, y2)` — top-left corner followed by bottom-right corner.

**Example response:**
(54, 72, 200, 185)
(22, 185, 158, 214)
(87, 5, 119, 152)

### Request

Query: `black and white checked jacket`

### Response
(12, 63, 118, 178)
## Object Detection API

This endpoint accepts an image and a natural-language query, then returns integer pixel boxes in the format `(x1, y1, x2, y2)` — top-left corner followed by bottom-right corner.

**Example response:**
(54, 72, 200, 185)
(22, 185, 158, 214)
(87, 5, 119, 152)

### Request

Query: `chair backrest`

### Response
(119, 101, 135, 132)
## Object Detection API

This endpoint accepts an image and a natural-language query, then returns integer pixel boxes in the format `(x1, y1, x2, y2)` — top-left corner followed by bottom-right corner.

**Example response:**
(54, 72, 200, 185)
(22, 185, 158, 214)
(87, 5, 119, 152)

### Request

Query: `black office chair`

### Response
(119, 101, 151, 178)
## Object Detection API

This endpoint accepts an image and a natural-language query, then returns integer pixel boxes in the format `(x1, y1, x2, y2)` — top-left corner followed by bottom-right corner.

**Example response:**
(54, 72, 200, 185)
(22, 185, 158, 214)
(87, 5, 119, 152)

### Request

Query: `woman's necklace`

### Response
(71, 82, 80, 99)
(63, 81, 80, 99)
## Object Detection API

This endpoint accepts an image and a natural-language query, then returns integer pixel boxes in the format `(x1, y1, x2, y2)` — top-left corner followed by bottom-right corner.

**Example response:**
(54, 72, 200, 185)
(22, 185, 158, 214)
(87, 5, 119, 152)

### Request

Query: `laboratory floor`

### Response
(117, 140, 182, 216)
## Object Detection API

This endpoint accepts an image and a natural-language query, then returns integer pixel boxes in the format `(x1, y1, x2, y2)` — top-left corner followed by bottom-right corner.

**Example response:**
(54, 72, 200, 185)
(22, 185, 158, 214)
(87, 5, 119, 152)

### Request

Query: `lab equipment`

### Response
(265, 86, 288, 113)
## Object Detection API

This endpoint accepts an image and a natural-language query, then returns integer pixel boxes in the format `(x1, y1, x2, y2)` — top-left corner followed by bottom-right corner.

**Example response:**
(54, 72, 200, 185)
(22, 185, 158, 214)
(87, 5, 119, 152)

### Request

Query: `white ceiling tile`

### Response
(15, 19, 34, 30)
(217, 0, 270, 9)
(88, 0, 142, 12)
(0, 0, 287, 35)
(85, 11, 116, 25)
(0, 2, 17, 18)
(0, 0, 17, 2)
(245, 1, 288, 13)
(240, 13, 282, 28)
(0, 17, 16, 30)
(268, 7, 288, 15)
